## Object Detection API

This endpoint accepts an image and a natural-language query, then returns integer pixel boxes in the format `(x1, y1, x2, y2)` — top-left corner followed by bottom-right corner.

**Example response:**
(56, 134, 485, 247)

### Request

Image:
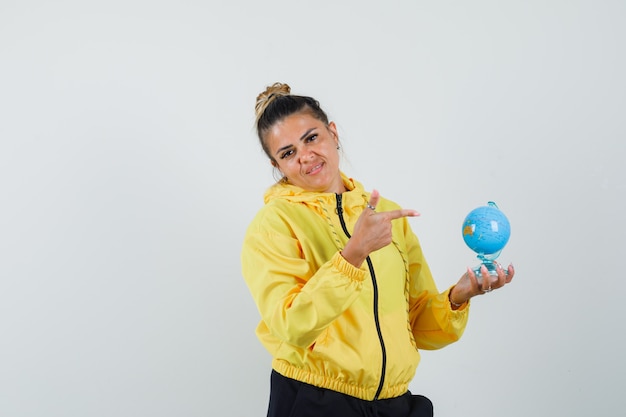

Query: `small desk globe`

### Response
(462, 201, 511, 279)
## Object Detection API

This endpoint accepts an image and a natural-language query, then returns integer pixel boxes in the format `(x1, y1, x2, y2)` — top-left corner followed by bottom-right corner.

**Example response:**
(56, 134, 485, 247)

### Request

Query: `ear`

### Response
(328, 121, 339, 146)
(270, 159, 283, 176)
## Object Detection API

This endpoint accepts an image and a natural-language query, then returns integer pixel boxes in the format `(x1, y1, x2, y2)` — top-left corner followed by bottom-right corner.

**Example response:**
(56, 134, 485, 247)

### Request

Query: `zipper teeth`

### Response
(335, 194, 386, 400)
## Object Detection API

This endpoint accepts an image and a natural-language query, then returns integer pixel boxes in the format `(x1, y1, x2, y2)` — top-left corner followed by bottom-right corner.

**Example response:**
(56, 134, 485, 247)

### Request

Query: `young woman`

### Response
(241, 83, 514, 417)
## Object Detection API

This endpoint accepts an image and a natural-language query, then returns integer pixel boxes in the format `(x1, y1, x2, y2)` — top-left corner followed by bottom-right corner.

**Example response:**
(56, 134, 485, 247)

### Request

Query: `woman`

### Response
(241, 82, 514, 417)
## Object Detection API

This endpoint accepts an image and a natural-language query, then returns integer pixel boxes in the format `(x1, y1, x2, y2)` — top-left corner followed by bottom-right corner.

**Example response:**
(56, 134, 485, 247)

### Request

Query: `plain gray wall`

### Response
(1, 1, 624, 416)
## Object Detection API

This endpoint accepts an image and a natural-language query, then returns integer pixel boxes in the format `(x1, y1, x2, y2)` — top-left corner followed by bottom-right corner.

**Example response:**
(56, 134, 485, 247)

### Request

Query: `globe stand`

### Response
(471, 252, 507, 284)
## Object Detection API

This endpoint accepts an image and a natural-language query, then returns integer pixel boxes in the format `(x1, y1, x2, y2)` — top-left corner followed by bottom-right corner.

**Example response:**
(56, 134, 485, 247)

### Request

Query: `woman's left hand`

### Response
(449, 263, 515, 306)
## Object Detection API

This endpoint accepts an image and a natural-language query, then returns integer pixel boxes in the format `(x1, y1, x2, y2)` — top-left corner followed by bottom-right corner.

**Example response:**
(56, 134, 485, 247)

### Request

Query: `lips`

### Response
(306, 162, 324, 175)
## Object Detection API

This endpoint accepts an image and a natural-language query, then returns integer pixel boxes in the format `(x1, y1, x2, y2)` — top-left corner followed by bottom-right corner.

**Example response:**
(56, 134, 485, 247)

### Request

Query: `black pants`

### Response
(267, 370, 433, 417)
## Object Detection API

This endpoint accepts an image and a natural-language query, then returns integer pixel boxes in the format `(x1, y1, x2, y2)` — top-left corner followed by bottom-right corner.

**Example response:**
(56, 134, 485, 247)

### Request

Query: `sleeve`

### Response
(404, 219, 470, 350)
(241, 209, 366, 349)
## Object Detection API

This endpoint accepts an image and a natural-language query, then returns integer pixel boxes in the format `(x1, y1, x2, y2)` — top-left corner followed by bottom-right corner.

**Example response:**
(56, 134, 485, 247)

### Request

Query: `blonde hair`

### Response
(254, 82, 291, 125)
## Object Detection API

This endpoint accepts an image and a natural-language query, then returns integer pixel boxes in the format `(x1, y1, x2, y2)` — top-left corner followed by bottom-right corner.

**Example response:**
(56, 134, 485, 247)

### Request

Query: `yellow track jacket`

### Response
(242, 174, 469, 401)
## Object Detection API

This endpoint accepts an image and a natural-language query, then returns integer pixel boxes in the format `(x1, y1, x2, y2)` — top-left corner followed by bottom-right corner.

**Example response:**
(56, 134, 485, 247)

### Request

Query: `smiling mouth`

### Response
(306, 163, 324, 175)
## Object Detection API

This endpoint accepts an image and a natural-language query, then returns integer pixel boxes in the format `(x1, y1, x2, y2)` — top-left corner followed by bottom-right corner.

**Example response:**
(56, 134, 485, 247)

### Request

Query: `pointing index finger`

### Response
(385, 209, 421, 219)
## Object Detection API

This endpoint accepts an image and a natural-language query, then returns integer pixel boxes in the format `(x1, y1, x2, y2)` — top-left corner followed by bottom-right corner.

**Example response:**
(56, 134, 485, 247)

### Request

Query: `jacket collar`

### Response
(263, 172, 366, 210)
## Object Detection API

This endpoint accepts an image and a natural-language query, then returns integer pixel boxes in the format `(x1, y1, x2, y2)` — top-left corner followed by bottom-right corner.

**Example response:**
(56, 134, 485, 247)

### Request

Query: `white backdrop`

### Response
(1, 1, 624, 416)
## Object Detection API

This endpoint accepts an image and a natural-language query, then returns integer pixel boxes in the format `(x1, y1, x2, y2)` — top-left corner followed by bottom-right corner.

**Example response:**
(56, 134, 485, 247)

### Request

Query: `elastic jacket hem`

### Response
(273, 360, 409, 401)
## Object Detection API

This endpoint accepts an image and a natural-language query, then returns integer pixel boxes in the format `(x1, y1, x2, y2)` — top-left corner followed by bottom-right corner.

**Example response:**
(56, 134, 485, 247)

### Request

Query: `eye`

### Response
(305, 134, 318, 143)
(280, 149, 294, 159)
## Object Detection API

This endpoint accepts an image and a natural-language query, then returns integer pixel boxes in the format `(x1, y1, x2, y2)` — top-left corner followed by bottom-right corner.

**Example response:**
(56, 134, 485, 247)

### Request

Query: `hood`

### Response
(263, 172, 368, 212)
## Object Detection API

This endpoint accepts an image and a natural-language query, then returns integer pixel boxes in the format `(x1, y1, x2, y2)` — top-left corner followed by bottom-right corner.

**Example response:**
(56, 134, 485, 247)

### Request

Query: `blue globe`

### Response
(462, 202, 511, 256)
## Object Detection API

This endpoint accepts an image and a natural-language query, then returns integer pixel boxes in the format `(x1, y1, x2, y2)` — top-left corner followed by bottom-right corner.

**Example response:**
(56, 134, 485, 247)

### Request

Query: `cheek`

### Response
(275, 159, 293, 174)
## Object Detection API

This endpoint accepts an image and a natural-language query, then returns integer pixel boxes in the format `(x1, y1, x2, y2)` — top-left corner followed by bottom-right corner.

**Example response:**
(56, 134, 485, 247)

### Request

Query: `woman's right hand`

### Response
(340, 189, 419, 267)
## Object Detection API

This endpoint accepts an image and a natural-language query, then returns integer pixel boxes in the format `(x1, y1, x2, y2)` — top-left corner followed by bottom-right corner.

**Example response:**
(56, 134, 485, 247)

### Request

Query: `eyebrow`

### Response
(274, 127, 317, 157)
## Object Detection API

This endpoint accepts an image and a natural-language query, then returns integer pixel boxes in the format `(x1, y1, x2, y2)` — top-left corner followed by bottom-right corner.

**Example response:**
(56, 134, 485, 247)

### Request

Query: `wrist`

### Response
(449, 288, 466, 308)
(341, 240, 367, 268)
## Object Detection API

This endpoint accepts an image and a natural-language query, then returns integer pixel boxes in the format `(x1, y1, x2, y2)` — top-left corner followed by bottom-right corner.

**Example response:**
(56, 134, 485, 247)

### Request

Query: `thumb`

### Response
(368, 189, 380, 210)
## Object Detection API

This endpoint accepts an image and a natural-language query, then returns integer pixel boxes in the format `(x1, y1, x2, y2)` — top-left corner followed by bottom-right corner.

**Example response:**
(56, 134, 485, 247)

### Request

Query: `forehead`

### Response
(266, 113, 323, 146)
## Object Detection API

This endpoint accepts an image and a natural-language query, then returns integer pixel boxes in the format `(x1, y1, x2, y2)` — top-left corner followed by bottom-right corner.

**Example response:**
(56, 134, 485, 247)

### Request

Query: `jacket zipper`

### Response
(335, 193, 387, 400)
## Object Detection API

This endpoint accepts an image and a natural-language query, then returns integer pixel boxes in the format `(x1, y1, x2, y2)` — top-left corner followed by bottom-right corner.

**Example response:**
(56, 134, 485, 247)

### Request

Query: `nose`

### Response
(299, 148, 315, 162)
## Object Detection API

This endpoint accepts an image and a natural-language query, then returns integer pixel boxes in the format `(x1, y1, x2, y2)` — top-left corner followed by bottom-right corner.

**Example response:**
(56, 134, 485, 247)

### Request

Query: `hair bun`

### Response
(255, 82, 291, 122)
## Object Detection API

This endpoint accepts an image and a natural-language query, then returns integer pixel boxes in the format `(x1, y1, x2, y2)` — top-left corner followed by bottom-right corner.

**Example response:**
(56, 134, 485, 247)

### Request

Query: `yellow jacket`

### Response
(241, 174, 469, 401)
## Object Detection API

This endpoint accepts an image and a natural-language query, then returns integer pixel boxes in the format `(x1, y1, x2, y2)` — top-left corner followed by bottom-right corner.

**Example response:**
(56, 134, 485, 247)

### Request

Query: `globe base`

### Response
(471, 260, 509, 284)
